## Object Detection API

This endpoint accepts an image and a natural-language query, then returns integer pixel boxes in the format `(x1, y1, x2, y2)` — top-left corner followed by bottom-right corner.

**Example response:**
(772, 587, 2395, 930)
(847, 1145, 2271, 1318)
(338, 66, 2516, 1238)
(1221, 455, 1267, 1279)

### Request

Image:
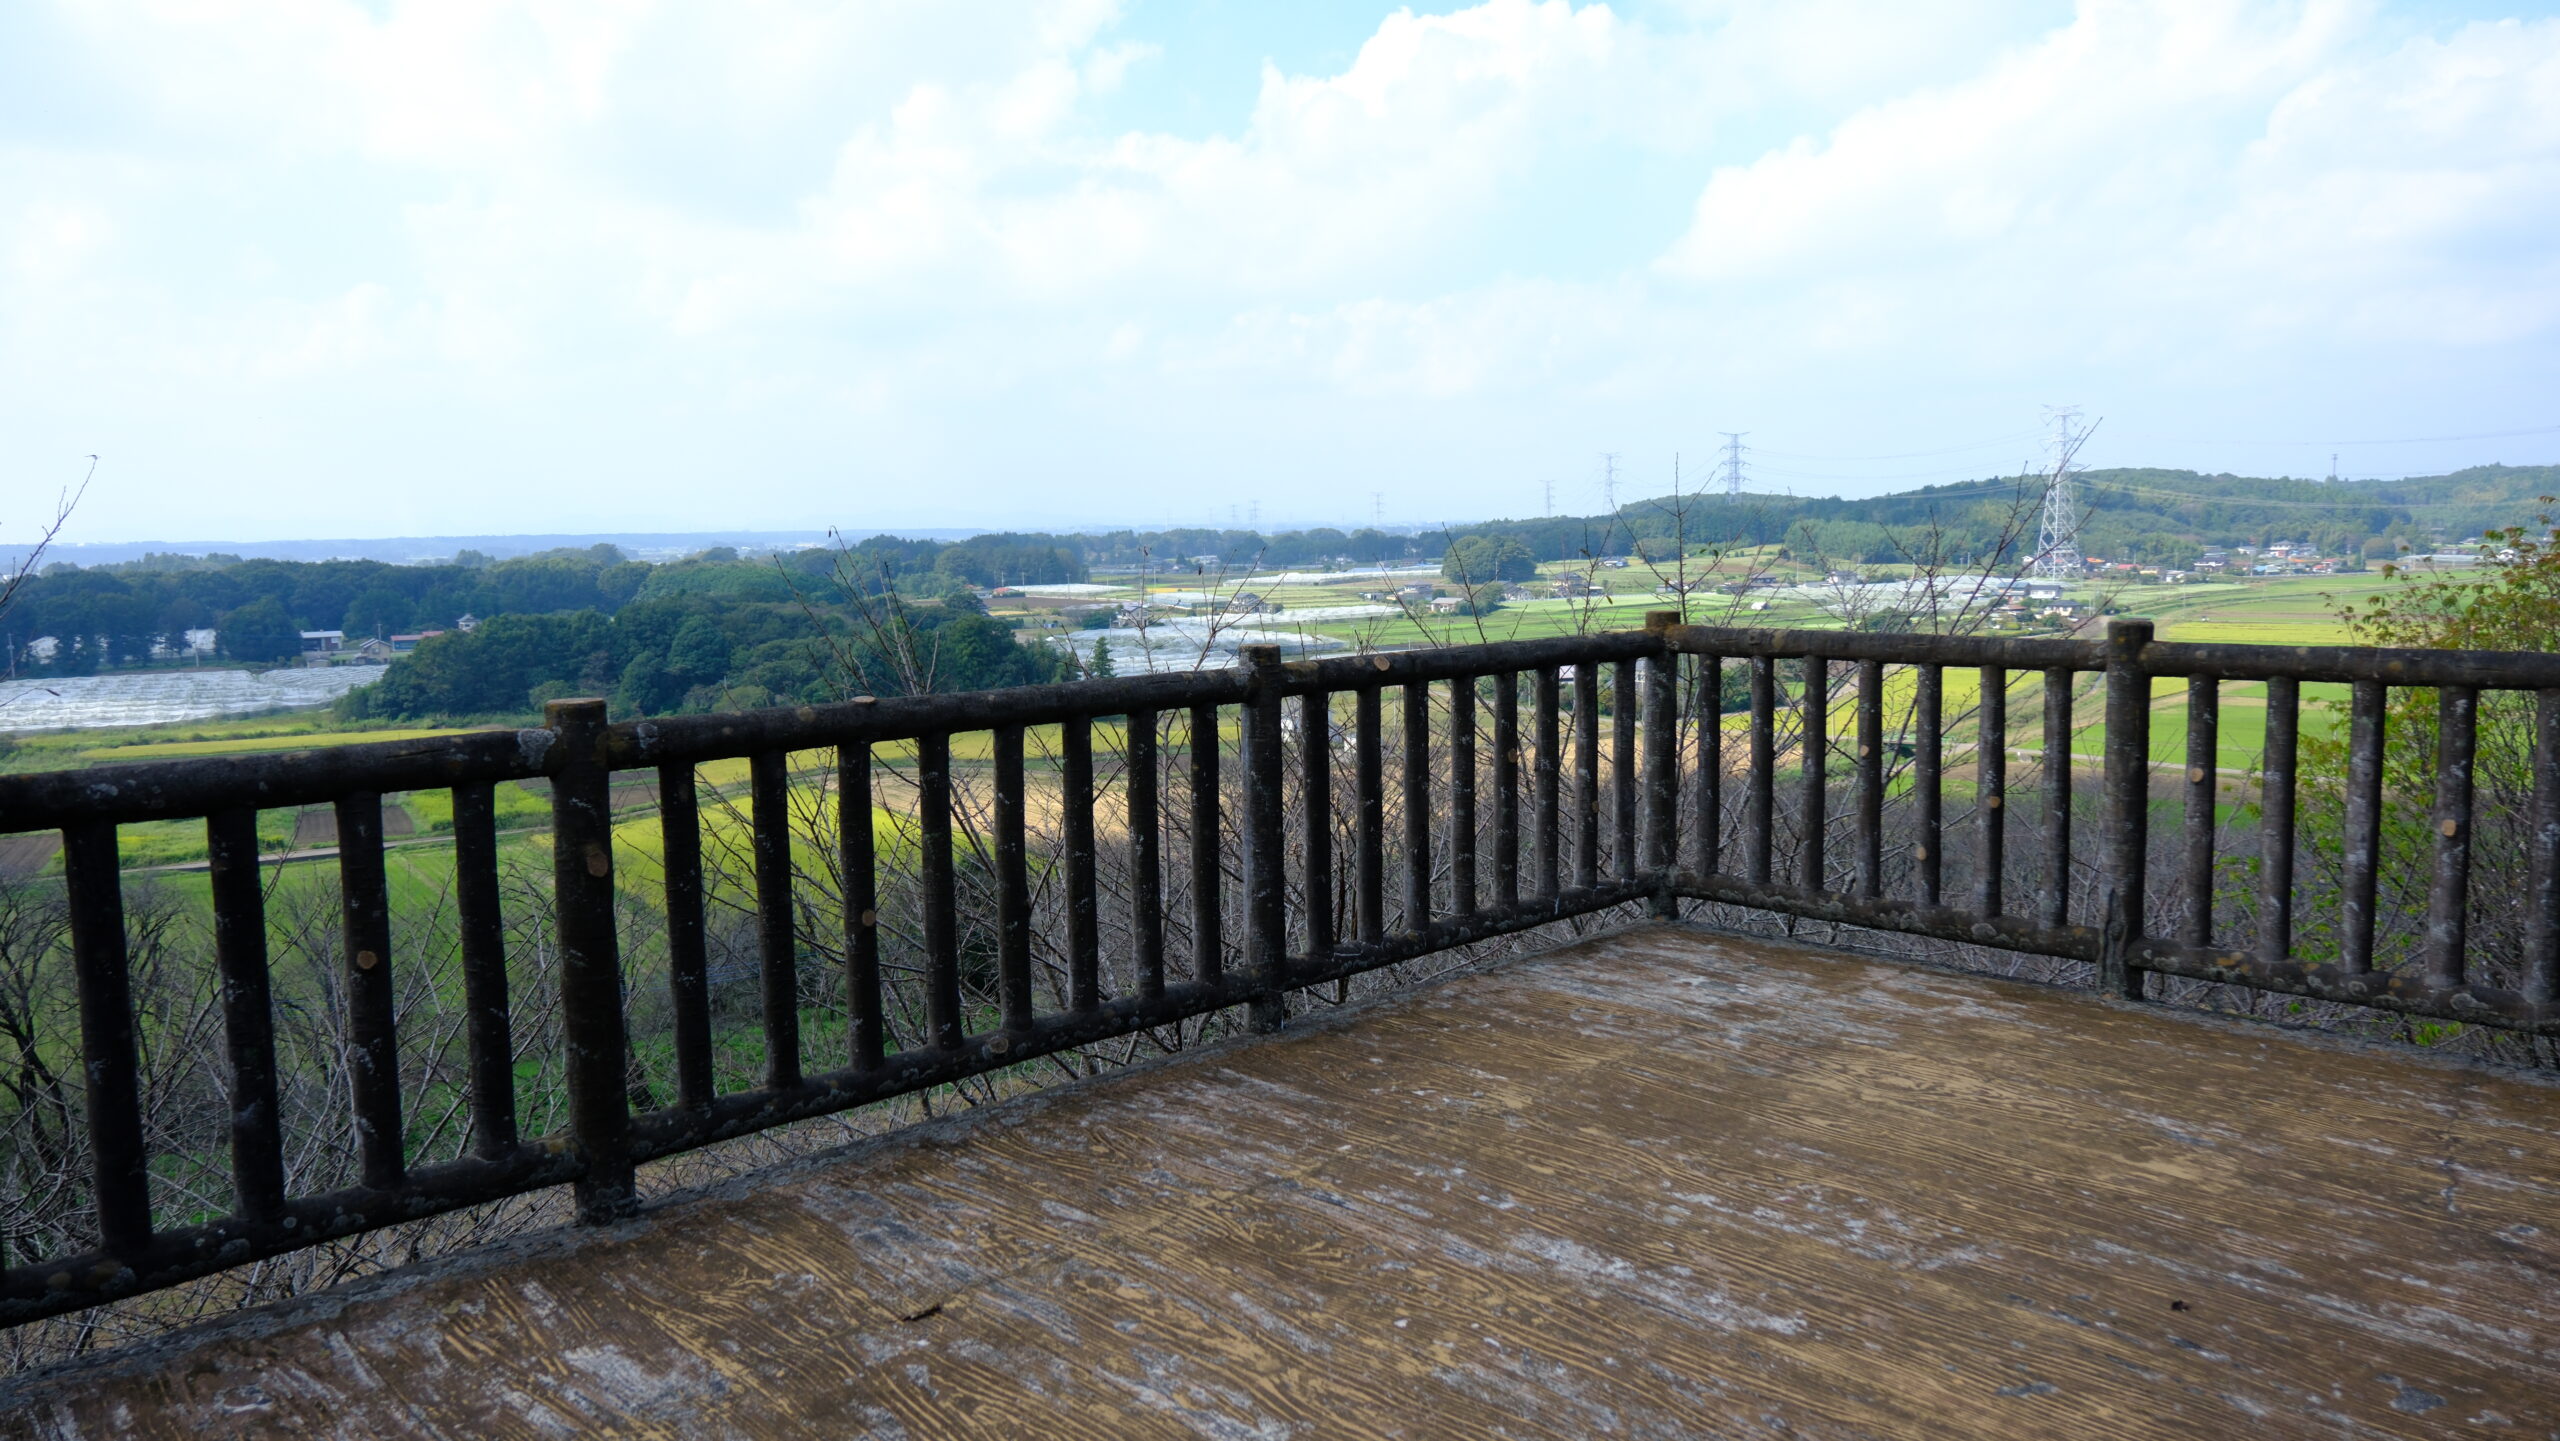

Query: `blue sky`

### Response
(4, 0, 2557, 544)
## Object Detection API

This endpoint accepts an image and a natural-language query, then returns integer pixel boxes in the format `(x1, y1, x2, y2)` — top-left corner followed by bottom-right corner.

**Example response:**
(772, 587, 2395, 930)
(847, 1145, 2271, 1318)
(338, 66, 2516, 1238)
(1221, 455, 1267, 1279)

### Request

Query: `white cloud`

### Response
(1655, 1, 2560, 358)
(1, 0, 2555, 535)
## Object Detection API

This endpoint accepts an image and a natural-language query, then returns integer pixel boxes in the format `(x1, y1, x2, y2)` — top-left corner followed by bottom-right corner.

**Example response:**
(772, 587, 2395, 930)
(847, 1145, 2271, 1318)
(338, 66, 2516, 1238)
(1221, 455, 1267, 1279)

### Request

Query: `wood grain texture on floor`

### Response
(7, 924, 2557, 1439)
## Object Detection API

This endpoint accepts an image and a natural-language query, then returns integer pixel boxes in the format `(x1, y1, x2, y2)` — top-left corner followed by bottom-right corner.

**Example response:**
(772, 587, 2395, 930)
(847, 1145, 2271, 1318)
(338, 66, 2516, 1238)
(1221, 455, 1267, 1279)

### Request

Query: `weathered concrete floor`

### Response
(10, 925, 2559, 1438)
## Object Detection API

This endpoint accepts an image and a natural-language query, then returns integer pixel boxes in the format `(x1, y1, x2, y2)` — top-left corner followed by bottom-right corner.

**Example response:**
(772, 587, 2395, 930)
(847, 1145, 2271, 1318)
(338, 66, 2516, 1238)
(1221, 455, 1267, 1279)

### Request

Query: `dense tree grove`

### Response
(340, 592, 1063, 721)
(1441, 535, 1539, 585)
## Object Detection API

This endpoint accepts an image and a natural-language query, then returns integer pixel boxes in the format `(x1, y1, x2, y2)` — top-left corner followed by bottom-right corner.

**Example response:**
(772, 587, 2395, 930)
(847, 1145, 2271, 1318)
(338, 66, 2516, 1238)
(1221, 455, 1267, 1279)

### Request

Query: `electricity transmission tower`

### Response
(2032, 407, 2093, 579)
(1718, 432, 1748, 498)
(1600, 453, 1620, 514)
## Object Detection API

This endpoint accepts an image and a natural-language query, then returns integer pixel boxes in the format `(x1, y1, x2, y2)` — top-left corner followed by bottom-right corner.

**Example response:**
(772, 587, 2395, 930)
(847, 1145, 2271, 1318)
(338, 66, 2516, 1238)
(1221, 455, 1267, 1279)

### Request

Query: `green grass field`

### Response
(81, 726, 493, 762)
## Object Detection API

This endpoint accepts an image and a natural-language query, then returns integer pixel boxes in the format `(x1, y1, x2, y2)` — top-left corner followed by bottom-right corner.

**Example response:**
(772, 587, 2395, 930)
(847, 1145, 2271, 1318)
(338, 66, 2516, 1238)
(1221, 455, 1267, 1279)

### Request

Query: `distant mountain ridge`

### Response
(1448, 463, 2560, 568)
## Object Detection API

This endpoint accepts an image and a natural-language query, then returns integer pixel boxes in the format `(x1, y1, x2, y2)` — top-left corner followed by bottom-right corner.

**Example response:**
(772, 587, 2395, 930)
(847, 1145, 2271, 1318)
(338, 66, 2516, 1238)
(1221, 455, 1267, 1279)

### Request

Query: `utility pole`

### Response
(1718, 432, 1748, 498)
(2033, 407, 2091, 579)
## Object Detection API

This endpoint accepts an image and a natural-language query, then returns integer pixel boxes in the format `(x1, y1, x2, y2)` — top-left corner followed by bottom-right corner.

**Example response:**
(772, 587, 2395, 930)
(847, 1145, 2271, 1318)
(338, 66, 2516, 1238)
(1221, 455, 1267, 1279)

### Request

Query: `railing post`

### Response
(2100, 620, 2153, 1001)
(2257, 676, 2299, 968)
(1642, 612, 1679, 917)
(2424, 685, 2478, 988)
(62, 820, 150, 1262)
(206, 808, 286, 1220)
(546, 698, 636, 1223)
(452, 784, 523, 1152)
(1242, 646, 1289, 1031)
(748, 751, 800, 1091)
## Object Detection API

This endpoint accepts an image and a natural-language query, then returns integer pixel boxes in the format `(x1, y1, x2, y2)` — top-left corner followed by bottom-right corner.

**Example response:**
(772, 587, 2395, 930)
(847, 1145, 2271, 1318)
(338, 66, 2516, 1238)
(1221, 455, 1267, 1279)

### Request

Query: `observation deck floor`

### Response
(9, 924, 2559, 1438)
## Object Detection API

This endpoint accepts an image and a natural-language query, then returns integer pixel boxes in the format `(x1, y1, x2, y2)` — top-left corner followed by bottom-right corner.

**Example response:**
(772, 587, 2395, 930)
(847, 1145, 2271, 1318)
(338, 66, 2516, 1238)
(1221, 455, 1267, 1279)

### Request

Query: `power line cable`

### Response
(2204, 421, 2560, 448)
(1794, 473, 2538, 512)
(1746, 427, 2047, 463)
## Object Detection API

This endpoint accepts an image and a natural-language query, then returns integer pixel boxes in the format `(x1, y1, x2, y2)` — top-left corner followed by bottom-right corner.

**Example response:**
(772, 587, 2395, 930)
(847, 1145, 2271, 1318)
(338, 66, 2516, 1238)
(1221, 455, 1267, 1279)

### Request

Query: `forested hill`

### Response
(1439, 463, 2560, 570)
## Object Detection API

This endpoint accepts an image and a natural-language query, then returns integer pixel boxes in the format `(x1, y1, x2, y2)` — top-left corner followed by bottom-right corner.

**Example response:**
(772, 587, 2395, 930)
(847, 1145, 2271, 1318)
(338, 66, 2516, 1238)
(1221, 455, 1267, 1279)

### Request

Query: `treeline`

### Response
(857, 463, 2560, 581)
(4, 536, 1093, 673)
(8, 545, 653, 670)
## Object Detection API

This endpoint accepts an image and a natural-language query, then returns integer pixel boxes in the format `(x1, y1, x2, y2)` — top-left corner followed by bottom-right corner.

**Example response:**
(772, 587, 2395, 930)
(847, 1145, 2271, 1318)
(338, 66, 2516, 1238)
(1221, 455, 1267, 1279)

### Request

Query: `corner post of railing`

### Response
(2099, 619, 2153, 1002)
(1642, 611, 1681, 918)
(1241, 645, 1290, 1032)
(546, 697, 637, 1223)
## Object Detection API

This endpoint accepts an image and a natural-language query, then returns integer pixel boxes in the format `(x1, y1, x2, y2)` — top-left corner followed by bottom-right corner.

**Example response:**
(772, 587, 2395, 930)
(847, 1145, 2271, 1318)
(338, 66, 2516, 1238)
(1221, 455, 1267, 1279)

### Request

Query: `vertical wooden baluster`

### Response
(993, 724, 1034, 1034)
(2182, 676, 2220, 948)
(1191, 703, 1224, 983)
(2341, 679, 2385, 974)
(2100, 620, 2155, 1001)
(2527, 689, 2560, 1005)
(337, 791, 405, 1189)
(1641, 621, 1678, 897)
(1914, 664, 1943, 907)
(207, 809, 286, 1218)
(1064, 714, 1101, 1013)
(749, 751, 801, 1089)
(659, 763, 711, 1102)
(1799, 660, 1829, 893)
(2424, 685, 2477, 989)
(838, 743, 884, 1071)
(2258, 677, 2299, 969)
(1534, 668, 1562, 904)
(62, 821, 150, 1257)
(1573, 664, 1601, 890)
(1976, 667, 2007, 917)
(1404, 680, 1434, 929)
(546, 699, 632, 1221)
(1450, 676, 1477, 918)
(2040, 667, 2074, 930)
(1854, 659, 1884, 899)
(1748, 655, 1776, 886)
(1493, 673, 1521, 910)
(1613, 658, 1639, 882)
(1357, 686, 1387, 940)
(918, 731, 962, 1048)
(1301, 691, 1336, 953)
(1128, 710, 1166, 996)
(452, 784, 520, 1148)
(1242, 646, 1288, 1029)
(1694, 655, 1723, 877)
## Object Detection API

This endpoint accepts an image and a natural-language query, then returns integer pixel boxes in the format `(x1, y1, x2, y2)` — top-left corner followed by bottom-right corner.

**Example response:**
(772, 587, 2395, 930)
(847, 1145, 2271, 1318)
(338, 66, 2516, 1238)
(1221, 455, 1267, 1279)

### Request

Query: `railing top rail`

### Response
(1664, 624, 2100, 671)
(0, 727, 555, 836)
(2139, 638, 2560, 688)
